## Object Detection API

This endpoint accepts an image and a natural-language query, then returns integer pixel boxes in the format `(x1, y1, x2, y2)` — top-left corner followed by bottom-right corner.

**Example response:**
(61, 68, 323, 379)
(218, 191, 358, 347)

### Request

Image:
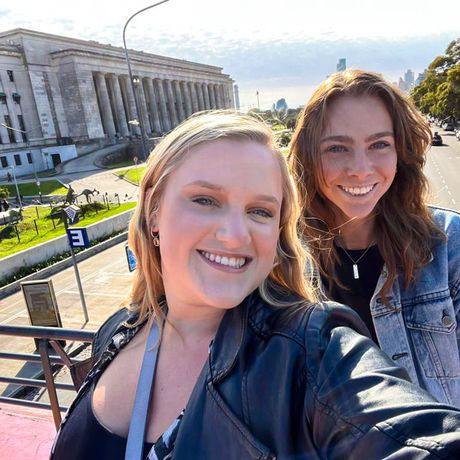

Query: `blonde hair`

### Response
(127, 111, 317, 326)
(290, 70, 444, 304)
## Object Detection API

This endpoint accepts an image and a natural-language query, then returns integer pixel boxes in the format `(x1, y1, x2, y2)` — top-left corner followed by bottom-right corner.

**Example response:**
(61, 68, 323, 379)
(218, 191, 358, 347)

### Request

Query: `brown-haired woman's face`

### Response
(318, 95, 397, 225)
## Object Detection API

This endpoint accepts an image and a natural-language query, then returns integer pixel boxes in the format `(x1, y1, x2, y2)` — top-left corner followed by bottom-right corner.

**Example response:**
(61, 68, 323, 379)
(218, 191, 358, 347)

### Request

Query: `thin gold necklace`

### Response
(339, 244, 374, 280)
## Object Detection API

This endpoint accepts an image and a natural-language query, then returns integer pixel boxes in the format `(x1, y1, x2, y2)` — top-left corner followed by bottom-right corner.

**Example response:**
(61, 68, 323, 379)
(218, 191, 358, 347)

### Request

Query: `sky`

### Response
(0, 0, 458, 110)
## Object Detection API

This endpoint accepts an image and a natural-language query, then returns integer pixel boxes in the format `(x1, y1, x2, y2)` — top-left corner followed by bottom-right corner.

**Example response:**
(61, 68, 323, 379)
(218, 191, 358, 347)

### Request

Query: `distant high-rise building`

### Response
(398, 77, 407, 92)
(336, 58, 346, 72)
(415, 71, 427, 86)
(404, 69, 414, 90)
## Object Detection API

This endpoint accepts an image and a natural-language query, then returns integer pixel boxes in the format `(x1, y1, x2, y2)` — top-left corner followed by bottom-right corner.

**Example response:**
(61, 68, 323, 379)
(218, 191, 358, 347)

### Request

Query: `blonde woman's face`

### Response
(152, 139, 283, 316)
(319, 95, 398, 225)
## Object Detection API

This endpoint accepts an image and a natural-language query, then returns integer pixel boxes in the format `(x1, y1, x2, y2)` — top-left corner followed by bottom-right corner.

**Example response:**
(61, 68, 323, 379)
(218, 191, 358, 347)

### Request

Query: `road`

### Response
(424, 129, 460, 211)
(0, 143, 140, 202)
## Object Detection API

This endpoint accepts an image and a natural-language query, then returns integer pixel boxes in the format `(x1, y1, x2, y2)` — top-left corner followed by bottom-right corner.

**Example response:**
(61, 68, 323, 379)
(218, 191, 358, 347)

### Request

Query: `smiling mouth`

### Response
(339, 184, 376, 196)
(198, 250, 249, 269)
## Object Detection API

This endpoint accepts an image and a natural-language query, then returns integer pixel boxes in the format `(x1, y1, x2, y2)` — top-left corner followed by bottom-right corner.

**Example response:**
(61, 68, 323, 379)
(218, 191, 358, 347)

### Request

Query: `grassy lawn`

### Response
(0, 202, 137, 259)
(18, 169, 57, 180)
(3, 180, 68, 196)
(114, 166, 146, 185)
(104, 159, 136, 169)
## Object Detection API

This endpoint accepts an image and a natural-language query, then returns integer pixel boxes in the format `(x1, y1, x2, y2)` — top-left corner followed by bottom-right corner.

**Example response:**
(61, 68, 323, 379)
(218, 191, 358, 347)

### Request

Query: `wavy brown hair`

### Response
(127, 111, 318, 327)
(289, 70, 444, 304)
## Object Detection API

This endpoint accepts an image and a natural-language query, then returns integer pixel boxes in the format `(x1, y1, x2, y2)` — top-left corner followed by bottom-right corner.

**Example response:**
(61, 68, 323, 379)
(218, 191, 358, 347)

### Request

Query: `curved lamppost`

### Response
(122, 0, 171, 162)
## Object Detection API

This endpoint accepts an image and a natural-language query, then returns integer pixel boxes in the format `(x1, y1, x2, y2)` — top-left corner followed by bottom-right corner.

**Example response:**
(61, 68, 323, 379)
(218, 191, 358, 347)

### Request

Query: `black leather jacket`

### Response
(52, 291, 460, 459)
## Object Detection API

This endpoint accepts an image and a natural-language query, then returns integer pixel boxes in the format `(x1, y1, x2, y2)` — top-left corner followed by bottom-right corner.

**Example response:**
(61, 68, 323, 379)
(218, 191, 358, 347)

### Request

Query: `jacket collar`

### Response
(208, 291, 256, 382)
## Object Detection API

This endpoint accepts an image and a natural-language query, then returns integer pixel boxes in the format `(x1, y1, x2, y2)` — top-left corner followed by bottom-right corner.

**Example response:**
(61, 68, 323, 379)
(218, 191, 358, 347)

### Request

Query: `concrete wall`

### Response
(0, 208, 134, 282)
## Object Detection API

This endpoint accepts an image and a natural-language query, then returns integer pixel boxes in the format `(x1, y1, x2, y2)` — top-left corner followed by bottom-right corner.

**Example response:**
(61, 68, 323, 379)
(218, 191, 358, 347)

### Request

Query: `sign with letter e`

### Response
(67, 227, 90, 248)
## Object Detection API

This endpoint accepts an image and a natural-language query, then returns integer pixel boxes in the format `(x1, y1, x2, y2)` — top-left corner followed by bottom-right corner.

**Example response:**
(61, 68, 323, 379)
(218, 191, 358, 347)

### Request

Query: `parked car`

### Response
(456, 129, 460, 141)
(443, 122, 455, 131)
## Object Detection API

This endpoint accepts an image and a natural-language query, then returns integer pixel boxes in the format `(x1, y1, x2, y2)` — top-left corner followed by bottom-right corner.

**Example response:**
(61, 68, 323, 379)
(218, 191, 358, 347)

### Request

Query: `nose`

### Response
(347, 148, 373, 179)
(215, 210, 251, 248)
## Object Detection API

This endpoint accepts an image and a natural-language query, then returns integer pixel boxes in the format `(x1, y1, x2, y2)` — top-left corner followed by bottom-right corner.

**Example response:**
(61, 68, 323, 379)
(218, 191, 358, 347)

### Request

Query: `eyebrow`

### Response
(320, 131, 394, 144)
(185, 180, 281, 205)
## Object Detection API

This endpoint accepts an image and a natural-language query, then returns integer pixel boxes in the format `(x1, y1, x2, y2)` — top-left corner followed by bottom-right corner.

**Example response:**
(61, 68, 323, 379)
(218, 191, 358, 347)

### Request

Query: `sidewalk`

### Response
(0, 241, 134, 458)
(0, 403, 56, 460)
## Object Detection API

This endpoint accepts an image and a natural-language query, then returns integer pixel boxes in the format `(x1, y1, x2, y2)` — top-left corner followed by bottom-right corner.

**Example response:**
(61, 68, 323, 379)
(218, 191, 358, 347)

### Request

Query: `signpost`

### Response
(62, 206, 89, 323)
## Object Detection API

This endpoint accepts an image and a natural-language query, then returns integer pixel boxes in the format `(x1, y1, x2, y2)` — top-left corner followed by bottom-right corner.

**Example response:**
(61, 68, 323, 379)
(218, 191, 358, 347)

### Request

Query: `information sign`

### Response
(67, 227, 90, 248)
(21, 280, 62, 328)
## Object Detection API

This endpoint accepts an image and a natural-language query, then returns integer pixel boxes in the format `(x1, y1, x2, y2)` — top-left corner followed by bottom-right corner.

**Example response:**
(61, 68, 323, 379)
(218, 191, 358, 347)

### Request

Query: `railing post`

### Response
(38, 339, 62, 429)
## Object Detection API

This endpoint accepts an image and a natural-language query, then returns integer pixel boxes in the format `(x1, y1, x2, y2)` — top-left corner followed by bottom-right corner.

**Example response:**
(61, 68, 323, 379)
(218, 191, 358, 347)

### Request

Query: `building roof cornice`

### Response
(0, 28, 225, 73)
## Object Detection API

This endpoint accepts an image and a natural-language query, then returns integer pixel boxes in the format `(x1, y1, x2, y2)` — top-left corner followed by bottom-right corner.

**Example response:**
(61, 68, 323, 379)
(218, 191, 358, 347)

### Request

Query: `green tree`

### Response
(412, 38, 460, 119)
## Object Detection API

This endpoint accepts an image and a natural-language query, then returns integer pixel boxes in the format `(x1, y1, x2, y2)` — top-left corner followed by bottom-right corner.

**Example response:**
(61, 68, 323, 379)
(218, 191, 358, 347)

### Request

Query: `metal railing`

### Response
(0, 324, 95, 429)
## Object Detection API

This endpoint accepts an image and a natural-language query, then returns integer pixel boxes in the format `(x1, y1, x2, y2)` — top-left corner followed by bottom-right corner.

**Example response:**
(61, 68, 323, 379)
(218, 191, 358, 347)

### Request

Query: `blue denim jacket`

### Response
(369, 206, 460, 406)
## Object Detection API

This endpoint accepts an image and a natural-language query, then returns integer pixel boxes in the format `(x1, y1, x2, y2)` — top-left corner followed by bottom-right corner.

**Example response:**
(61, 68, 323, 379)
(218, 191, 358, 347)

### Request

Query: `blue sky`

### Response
(0, 0, 458, 109)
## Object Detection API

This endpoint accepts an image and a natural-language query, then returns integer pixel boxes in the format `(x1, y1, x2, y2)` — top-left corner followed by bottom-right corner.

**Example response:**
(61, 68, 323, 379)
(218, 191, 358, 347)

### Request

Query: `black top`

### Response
(52, 381, 182, 459)
(322, 244, 384, 343)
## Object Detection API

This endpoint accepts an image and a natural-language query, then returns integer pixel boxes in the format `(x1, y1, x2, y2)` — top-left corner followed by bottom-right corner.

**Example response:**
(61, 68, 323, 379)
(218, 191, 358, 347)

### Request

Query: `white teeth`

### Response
(201, 251, 246, 268)
(340, 184, 375, 196)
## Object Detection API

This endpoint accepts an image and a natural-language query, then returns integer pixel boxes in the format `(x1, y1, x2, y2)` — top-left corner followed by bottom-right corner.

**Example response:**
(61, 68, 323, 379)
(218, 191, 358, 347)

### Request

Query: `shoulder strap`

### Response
(125, 320, 160, 460)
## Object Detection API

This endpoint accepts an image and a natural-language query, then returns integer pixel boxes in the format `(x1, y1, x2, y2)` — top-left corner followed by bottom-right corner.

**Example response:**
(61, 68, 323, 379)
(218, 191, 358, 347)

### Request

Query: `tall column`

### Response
(202, 83, 211, 110)
(136, 78, 151, 134)
(181, 81, 193, 118)
(227, 83, 235, 109)
(222, 85, 230, 109)
(94, 72, 116, 137)
(120, 75, 139, 135)
(165, 80, 179, 128)
(216, 84, 225, 109)
(221, 85, 228, 108)
(209, 84, 217, 109)
(213, 84, 221, 109)
(108, 74, 129, 137)
(146, 79, 162, 134)
(155, 79, 170, 132)
(196, 82, 205, 111)
(173, 80, 185, 122)
(189, 81, 199, 113)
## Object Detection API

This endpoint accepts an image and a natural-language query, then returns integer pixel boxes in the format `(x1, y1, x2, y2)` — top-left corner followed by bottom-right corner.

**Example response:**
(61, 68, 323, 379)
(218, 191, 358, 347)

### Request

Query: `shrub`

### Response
(0, 186, 9, 199)
(277, 131, 292, 147)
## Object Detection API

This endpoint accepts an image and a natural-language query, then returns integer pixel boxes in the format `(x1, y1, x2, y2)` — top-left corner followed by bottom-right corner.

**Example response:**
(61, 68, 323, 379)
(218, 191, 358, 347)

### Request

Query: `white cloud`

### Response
(0, 0, 458, 109)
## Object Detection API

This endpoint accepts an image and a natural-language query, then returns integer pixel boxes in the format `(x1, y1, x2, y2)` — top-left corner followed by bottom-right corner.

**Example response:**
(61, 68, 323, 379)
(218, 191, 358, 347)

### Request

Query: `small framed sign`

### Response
(21, 279, 62, 328)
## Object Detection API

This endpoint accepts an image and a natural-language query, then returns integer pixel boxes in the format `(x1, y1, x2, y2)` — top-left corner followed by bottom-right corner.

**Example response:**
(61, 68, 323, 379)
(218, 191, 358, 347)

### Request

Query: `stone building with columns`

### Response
(0, 28, 235, 177)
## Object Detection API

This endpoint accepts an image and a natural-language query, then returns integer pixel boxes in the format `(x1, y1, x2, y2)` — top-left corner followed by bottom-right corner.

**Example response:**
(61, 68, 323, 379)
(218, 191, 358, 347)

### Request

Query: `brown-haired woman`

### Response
(290, 69, 460, 406)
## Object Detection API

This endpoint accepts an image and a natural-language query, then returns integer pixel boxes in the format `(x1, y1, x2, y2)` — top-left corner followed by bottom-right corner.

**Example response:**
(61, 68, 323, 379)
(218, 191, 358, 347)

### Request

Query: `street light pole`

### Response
(122, 0, 171, 162)
(7, 166, 22, 210)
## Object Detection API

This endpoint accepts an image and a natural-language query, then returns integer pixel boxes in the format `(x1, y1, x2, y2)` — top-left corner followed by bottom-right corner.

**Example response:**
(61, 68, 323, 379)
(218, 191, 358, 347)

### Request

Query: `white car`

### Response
(456, 129, 460, 141)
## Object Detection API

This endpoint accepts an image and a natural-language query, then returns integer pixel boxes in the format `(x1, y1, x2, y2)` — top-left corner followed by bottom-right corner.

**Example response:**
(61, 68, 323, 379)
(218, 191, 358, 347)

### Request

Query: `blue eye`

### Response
(326, 145, 347, 153)
(250, 208, 273, 218)
(371, 141, 390, 149)
(192, 197, 216, 206)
